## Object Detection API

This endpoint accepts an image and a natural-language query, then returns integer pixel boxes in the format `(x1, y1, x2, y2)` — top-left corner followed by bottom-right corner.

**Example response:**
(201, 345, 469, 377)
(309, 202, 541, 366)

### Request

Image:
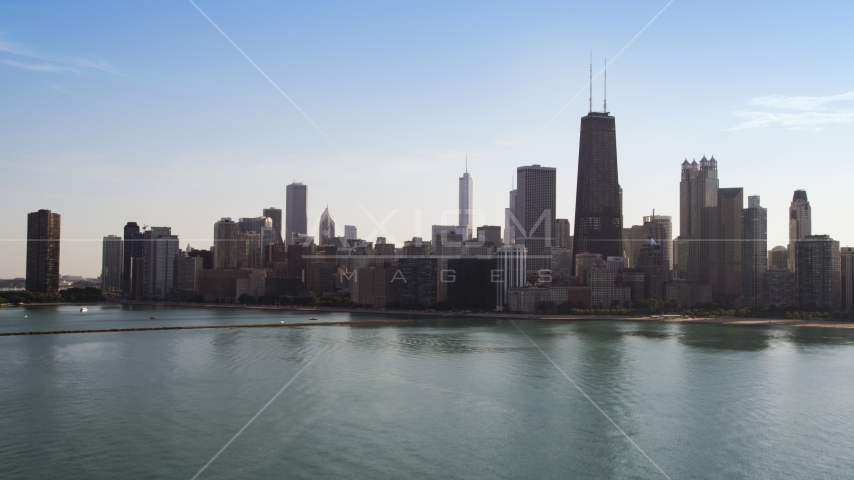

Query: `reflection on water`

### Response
(1, 308, 854, 479)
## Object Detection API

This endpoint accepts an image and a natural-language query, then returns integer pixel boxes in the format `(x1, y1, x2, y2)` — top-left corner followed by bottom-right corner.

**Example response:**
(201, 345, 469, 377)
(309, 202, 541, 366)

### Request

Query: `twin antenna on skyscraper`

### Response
(588, 50, 607, 114)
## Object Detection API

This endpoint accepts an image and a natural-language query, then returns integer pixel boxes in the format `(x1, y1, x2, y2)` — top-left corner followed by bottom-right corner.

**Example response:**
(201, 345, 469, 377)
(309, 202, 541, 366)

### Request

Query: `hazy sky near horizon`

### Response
(1, 0, 853, 277)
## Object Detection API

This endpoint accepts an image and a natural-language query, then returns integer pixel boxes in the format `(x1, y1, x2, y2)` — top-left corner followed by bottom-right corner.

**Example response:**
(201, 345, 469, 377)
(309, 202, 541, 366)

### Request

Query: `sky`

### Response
(1, 0, 853, 278)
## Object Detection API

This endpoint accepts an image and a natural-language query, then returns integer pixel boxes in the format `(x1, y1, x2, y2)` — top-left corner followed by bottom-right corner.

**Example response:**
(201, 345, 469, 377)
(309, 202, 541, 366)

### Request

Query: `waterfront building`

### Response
(587, 267, 616, 308)
(286, 182, 308, 246)
(397, 257, 437, 308)
(508, 287, 549, 313)
(459, 166, 473, 240)
(516, 165, 556, 273)
(142, 227, 179, 299)
(447, 258, 497, 311)
(678, 156, 719, 286)
(572, 106, 623, 273)
(122, 222, 142, 294)
(549, 248, 573, 279)
(795, 234, 841, 311)
(548, 286, 592, 308)
(715, 187, 743, 306)
(742, 196, 767, 308)
(619, 269, 646, 303)
(309, 262, 336, 297)
(26, 209, 61, 294)
(788, 190, 811, 271)
(841, 247, 854, 312)
(574, 252, 603, 285)
(768, 246, 788, 271)
(351, 267, 398, 308)
(174, 251, 203, 292)
(496, 244, 527, 310)
(763, 269, 795, 308)
(101, 235, 123, 293)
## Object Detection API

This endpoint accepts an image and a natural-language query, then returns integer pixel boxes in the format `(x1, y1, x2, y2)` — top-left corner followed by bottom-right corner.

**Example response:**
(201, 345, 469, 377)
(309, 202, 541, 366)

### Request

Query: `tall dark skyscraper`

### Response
(515, 165, 556, 273)
(26, 209, 61, 294)
(571, 110, 622, 274)
(122, 222, 142, 294)
(742, 195, 767, 308)
(286, 182, 308, 246)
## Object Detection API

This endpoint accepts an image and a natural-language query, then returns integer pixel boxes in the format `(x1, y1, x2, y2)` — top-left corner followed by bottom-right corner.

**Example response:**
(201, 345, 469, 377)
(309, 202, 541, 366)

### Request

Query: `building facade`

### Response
(262, 207, 283, 242)
(795, 235, 840, 311)
(841, 247, 854, 312)
(572, 111, 623, 272)
(319, 206, 336, 246)
(516, 165, 556, 273)
(26, 209, 61, 294)
(459, 167, 474, 240)
(742, 195, 767, 308)
(286, 182, 308, 246)
(788, 190, 811, 271)
(768, 246, 788, 271)
(101, 235, 123, 293)
(642, 215, 672, 271)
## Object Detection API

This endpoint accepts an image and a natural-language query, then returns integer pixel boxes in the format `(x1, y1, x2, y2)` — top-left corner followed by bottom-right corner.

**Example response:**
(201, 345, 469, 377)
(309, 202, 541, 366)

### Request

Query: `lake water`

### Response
(2, 305, 854, 479)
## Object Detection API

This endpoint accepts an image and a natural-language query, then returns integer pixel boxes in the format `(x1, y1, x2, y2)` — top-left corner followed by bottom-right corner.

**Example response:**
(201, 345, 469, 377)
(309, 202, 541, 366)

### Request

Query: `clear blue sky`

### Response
(1, 0, 852, 277)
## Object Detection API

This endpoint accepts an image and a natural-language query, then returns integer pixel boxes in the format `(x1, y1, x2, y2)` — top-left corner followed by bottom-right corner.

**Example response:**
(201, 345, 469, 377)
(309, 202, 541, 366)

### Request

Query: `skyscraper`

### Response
(476, 225, 502, 248)
(768, 246, 788, 270)
(642, 215, 673, 271)
(556, 219, 571, 249)
(839, 247, 854, 312)
(788, 190, 811, 271)
(345, 225, 357, 241)
(122, 222, 143, 294)
(637, 237, 664, 300)
(716, 187, 743, 305)
(459, 165, 473, 240)
(516, 165, 556, 273)
(142, 227, 179, 299)
(26, 209, 61, 294)
(678, 157, 719, 284)
(319, 206, 336, 246)
(572, 109, 622, 273)
(214, 218, 246, 269)
(842, 247, 854, 312)
(262, 207, 283, 242)
(795, 234, 840, 311)
(742, 195, 767, 308)
(101, 235, 123, 293)
(504, 187, 517, 245)
(286, 182, 308, 245)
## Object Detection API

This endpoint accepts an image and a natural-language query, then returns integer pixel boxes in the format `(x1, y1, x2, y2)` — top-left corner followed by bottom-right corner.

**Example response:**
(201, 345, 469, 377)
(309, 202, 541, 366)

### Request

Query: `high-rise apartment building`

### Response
(459, 166, 473, 240)
(319, 206, 336, 246)
(214, 218, 246, 269)
(497, 244, 527, 310)
(768, 246, 788, 270)
(504, 187, 517, 245)
(642, 215, 673, 271)
(516, 165, 556, 273)
(476, 226, 502, 248)
(572, 110, 623, 272)
(262, 207, 283, 242)
(842, 247, 854, 312)
(742, 195, 767, 308)
(101, 235, 123, 293)
(637, 237, 665, 300)
(286, 182, 308, 245)
(142, 227, 179, 299)
(716, 187, 743, 305)
(26, 209, 61, 294)
(795, 234, 840, 311)
(678, 157, 719, 284)
(122, 222, 144, 294)
(788, 190, 811, 271)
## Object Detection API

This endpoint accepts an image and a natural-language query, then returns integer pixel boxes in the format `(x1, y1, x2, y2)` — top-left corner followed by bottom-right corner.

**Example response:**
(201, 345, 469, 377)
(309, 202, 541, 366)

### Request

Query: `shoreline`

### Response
(7, 301, 853, 331)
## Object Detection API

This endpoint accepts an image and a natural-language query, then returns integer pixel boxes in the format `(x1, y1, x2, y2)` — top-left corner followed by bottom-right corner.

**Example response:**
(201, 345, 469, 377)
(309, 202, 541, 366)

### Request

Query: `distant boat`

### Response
(309, 317, 317, 321)
(280, 321, 285, 324)
(150, 316, 157, 319)
(80, 307, 87, 313)
(23, 315, 27, 318)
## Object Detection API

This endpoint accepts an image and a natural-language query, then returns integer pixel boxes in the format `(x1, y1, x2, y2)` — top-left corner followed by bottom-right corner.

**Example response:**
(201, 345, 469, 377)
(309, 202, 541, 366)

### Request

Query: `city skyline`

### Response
(2, 0, 853, 277)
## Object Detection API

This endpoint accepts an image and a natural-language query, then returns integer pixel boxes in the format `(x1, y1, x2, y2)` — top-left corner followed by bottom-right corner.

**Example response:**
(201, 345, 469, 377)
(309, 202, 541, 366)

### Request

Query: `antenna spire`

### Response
(466, 154, 468, 173)
(603, 59, 607, 113)
(588, 50, 592, 113)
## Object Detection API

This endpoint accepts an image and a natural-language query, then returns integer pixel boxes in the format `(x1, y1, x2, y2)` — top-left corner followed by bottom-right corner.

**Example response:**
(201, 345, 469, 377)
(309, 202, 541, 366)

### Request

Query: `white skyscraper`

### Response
(320, 206, 336, 246)
(788, 190, 811, 271)
(459, 162, 473, 241)
(345, 225, 357, 241)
